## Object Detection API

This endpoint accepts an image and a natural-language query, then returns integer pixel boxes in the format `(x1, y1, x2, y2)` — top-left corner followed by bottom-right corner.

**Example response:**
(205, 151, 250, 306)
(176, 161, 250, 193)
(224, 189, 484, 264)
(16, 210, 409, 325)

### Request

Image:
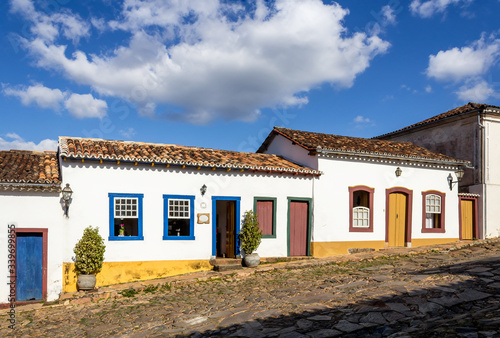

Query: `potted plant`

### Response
(239, 210, 263, 268)
(73, 226, 106, 290)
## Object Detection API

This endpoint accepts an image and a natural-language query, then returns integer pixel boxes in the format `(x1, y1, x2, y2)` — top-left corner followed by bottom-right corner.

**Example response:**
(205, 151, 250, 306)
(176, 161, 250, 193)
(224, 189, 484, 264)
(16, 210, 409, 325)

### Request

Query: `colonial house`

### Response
(377, 103, 500, 239)
(1, 128, 469, 303)
(0, 150, 63, 303)
(258, 127, 469, 257)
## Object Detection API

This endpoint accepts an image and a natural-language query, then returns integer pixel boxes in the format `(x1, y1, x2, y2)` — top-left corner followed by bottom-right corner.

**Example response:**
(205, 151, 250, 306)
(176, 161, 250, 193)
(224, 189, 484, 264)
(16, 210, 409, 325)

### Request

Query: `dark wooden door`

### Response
(16, 233, 43, 301)
(289, 201, 309, 256)
(226, 201, 235, 258)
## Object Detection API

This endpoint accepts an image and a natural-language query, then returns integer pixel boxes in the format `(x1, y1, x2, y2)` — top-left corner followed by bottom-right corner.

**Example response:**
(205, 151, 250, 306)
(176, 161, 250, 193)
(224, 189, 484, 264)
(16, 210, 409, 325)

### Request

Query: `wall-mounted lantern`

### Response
(395, 167, 402, 177)
(62, 183, 73, 216)
(447, 167, 465, 190)
(200, 184, 207, 196)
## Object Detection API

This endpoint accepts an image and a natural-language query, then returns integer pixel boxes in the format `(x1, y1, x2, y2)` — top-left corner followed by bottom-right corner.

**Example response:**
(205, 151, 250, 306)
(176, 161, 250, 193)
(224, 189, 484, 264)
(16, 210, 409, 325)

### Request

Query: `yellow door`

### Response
(461, 200, 474, 240)
(388, 193, 407, 247)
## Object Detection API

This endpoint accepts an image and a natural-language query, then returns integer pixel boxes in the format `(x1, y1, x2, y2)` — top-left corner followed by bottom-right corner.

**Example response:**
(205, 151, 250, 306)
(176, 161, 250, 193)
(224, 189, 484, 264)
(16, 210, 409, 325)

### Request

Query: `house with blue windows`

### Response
(1, 125, 471, 303)
(57, 136, 319, 293)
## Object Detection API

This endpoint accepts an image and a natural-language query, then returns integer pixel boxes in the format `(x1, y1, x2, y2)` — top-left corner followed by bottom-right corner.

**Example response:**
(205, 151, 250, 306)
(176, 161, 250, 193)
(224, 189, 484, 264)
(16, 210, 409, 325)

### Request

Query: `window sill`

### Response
(109, 236, 144, 241)
(421, 228, 445, 233)
(262, 234, 276, 239)
(163, 235, 195, 240)
(349, 227, 373, 232)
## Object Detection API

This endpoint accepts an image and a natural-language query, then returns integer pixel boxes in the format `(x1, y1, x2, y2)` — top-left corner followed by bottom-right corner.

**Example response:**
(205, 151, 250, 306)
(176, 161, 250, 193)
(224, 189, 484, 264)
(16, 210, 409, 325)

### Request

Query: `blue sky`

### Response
(1, 0, 499, 152)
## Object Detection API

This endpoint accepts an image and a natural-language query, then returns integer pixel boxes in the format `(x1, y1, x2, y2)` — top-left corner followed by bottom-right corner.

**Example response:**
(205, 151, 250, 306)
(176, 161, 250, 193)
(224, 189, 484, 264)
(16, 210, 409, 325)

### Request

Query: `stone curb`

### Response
(4, 237, 499, 314)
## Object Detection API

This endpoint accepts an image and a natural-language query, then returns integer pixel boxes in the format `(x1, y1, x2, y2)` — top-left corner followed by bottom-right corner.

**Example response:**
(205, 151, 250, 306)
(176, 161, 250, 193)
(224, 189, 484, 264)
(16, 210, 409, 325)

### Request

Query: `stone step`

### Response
(213, 264, 243, 272)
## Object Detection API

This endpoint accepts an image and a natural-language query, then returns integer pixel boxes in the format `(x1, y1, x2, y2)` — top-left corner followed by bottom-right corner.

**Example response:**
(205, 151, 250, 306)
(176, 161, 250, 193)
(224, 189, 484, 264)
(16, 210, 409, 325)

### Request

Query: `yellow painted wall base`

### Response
(312, 238, 460, 257)
(63, 259, 212, 293)
(311, 241, 385, 257)
(411, 238, 459, 247)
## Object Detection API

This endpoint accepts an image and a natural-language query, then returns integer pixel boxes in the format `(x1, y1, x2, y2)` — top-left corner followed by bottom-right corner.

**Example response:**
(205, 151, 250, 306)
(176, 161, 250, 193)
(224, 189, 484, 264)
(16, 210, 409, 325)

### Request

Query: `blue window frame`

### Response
(163, 195, 195, 240)
(108, 193, 144, 241)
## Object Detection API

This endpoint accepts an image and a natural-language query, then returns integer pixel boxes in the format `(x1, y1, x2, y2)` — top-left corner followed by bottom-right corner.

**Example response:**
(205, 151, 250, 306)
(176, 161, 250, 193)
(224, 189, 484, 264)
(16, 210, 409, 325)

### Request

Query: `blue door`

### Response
(16, 233, 43, 301)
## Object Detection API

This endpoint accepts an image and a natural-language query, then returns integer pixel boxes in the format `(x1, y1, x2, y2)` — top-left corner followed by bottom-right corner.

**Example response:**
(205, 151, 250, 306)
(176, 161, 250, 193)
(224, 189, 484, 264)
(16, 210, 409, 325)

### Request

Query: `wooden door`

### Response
(388, 193, 407, 247)
(461, 199, 474, 240)
(17, 233, 44, 301)
(289, 201, 309, 256)
(226, 201, 235, 258)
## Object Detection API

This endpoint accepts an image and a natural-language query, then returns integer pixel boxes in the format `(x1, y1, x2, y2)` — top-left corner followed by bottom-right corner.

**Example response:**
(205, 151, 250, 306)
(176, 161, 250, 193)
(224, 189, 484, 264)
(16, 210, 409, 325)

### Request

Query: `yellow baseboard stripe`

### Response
(63, 259, 212, 293)
(312, 238, 460, 257)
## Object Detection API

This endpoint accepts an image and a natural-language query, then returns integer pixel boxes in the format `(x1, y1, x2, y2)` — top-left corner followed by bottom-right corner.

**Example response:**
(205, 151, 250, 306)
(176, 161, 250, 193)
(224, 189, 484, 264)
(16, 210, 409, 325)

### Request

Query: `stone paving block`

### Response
(296, 319, 313, 330)
(307, 315, 331, 321)
(218, 310, 254, 328)
(334, 320, 363, 333)
(383, 311, 406, 323)
(458, 289, 491, 302)
(386, 302, 410, 313)
(307, 329, 342, 337)
(428, 295, 463, 307)
(360, 311, 387, 325)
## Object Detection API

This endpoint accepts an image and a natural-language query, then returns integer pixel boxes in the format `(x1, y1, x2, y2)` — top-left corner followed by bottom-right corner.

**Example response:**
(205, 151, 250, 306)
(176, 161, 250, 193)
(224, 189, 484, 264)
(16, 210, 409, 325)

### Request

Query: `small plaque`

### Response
(197, 213, 210, 224)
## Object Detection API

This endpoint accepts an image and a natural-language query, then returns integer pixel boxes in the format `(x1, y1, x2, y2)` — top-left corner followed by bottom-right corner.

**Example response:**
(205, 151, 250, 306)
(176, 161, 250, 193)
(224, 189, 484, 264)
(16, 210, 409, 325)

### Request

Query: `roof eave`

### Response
(60, 155, 321, 176)
(317, 148, 470, 167)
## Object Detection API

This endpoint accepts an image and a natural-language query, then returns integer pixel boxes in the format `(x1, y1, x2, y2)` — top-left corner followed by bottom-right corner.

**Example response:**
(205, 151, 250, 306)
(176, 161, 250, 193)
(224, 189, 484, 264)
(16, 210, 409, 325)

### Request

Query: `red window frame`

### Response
(349, 186, 374, 232)
(421, 190, 446, 233)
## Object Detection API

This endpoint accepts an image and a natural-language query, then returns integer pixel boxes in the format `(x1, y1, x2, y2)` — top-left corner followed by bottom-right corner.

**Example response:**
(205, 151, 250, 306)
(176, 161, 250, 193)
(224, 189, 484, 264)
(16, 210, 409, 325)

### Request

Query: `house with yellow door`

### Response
(258, 127, 470, 256)
(377, 102, 500, 240)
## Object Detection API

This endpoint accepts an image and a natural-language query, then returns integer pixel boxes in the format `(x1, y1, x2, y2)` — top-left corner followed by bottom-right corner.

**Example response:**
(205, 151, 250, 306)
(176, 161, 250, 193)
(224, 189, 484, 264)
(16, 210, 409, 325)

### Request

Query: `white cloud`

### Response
(425, 85, 432, 93)
(427, 35, 500, 82)
(381, 5, 397, 25)
(0, 133, 58, 151)
(11, 0, 90, 43)
(14, 0, 390, 124)
(426, 34, 500, 101)
(456, 80, 496, 101)
(119, 128, 136, 139)
(3, 83, 65, 110)
(410, 0, 473, 18)
(354, 115, 371, 123)
(64, 93, 108, 119)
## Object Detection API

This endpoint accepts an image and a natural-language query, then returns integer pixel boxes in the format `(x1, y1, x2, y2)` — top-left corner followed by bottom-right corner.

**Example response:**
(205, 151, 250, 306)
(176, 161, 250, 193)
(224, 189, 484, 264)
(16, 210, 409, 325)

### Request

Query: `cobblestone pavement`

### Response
(2, 239, 500, 337)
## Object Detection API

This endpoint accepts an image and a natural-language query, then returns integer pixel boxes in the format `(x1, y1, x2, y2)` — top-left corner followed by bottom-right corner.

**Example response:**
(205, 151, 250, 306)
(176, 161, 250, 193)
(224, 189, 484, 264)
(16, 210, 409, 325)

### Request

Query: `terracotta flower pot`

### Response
(243, 252, 260, 268)
(77, 274, 96, 290)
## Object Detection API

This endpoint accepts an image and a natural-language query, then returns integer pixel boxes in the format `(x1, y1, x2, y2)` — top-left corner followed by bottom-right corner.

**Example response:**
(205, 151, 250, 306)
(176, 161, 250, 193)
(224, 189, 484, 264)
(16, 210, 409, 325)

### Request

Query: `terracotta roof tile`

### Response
(260, 127, 469, 165)
(0, 150, 61, 187)
(59, 137, 320, 175)
(377, 102, 500, 137)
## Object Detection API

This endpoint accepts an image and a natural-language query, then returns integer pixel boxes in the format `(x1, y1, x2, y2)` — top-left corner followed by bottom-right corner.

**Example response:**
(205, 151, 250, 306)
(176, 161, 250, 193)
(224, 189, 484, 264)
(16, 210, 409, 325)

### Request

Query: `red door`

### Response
(289, 201, 309, 256)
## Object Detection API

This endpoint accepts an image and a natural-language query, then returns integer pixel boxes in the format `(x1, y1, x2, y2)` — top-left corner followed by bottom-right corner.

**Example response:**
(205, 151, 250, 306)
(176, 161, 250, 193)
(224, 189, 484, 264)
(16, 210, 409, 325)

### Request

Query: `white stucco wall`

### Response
(60, 159, 314, 264)
(262, 134, 318, 170)
(484, 117, 500, 237)
(313, 156, 461, 245)
(0, 191, 66, 302)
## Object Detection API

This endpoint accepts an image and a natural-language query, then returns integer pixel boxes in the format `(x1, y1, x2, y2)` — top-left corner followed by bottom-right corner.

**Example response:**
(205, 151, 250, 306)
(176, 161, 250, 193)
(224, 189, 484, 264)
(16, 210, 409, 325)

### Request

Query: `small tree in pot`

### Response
(239, 210, 263, 267)
(73, 226, 106, 290)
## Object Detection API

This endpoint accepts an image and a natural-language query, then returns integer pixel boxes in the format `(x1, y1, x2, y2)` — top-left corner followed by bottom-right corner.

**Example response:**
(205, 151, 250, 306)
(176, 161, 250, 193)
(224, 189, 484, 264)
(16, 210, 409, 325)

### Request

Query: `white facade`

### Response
(57, 157, 314, 292)
(263, 133, 463, 256)
(0, 191, 66, 302)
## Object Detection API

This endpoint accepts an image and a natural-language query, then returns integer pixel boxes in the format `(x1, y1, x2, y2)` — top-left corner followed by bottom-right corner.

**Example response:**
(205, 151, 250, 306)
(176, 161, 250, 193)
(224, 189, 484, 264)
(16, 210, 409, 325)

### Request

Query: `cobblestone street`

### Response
(2, 239, 500, 337)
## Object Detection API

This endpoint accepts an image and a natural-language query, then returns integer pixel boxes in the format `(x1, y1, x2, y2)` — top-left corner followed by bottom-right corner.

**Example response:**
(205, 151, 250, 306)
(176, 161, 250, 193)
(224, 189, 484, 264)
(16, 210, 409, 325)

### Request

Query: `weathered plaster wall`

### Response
(379, 115, 479, 187)
(0, 191, 65, 302)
